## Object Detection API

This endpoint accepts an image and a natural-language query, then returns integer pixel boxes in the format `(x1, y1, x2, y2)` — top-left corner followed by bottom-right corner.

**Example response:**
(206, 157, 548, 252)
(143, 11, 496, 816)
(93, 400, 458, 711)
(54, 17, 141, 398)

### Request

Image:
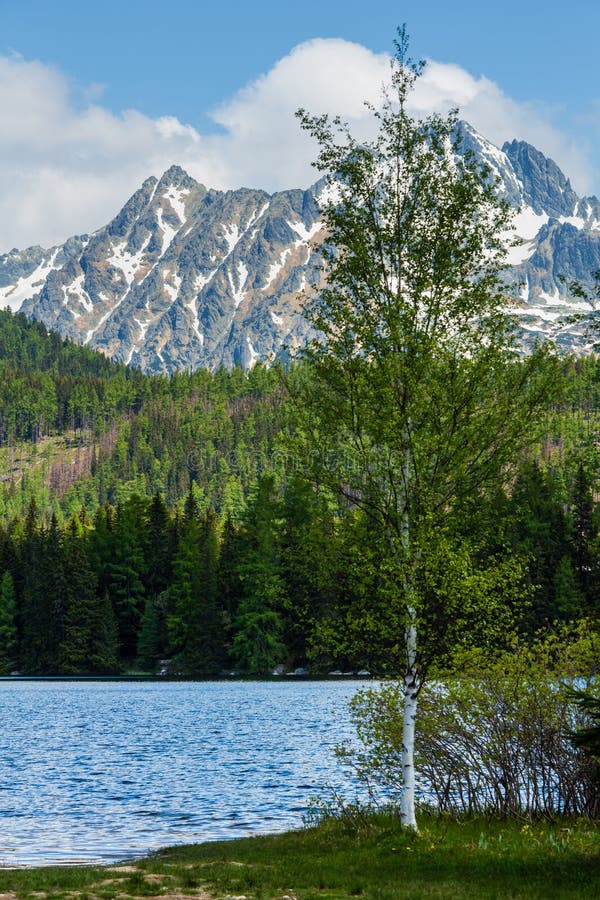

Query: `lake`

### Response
(0, 679, 364, 867)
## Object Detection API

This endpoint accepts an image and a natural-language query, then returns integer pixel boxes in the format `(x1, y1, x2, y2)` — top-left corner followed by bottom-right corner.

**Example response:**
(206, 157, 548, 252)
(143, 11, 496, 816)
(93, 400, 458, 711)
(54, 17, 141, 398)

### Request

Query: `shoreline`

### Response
(0, 673, 375, 682)
(0, 815, 598, 899)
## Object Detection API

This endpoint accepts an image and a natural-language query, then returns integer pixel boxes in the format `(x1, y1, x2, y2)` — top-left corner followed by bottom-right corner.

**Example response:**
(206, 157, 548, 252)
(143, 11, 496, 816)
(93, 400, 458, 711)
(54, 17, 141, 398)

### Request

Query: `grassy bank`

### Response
(0, 814, 598, 899)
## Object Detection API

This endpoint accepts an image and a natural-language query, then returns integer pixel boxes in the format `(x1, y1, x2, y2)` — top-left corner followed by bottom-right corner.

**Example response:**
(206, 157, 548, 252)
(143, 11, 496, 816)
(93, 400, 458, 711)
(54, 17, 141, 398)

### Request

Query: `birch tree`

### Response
(293, 29, 558, 830)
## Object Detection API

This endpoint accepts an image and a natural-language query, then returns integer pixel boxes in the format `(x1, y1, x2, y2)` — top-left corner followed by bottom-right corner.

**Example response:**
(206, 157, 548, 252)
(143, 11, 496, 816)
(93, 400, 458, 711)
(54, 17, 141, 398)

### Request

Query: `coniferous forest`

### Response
(0, 308, 598, 676)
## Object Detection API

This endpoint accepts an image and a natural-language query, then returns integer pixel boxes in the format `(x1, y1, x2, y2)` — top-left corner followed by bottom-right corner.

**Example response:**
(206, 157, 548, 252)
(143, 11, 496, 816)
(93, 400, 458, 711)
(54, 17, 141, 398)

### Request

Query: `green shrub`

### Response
(337, 626, 600, 819)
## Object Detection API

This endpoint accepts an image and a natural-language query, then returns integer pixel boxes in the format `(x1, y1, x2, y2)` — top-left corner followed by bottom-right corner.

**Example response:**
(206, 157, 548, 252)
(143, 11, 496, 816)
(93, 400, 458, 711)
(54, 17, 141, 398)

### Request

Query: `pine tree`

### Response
(217, 514, 242, 631)
(144, 492, 172, 599)
(571, 462, 600, 614)
(166, 509, 225, 673)
(142, 492, 173, 658)
(232, 476, 287, 673)
(278, 476, 336, 667)
(107, 497, 147, 660)
(19, 498, 52, 673)
(167, 515, 202, 662)
(509, 461, 572, 627)
(136, 595, 162, 671)
(0, 571, 18, 674)
(553, 556, 583, 620)
(183, 481, 199, 525)
(88, 503, 116, 599)
(184, 509, 225, 674)
(58, 518, 119, 675)
(42, 513, 68, 669)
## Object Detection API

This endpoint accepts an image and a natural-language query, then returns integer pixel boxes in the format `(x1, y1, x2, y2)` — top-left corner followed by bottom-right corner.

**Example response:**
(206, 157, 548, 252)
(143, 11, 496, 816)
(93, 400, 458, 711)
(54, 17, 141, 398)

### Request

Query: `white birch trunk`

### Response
(400, 606, 418, 830)
(399, 437, 418, 830)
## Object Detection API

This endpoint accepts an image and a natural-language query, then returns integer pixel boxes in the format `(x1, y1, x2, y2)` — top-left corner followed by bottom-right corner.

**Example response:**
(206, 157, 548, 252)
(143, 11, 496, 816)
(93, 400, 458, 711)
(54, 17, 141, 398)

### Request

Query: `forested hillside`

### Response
(0, 309, 598, 676)
(0, 309, 285, 520)
(0, 310, 149, 438)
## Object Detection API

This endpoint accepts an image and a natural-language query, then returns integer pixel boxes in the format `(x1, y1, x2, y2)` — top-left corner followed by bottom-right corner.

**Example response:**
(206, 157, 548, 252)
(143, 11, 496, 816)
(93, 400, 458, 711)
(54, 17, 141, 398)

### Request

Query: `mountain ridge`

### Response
(2, 126, 600, 373)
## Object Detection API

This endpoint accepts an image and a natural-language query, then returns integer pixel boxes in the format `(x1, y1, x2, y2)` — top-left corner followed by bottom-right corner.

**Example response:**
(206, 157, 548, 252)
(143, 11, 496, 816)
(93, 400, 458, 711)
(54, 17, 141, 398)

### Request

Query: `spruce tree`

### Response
(217, 514, 243, 633)
(571, 462, 600, 614)
(278, 476, 336, 667)
(107, 497, 147, 660)
(19, 498, 52, 673)
(0, 571, 18, 674)
(232, 476, 287, 673)
(136, 595, 162, 671)
(167, 514, 202, 663)
(184, 509, 225, 674)
(58, 517, 119, 674)
(144, 492, 172, 599)
(142, 492, 173, 658)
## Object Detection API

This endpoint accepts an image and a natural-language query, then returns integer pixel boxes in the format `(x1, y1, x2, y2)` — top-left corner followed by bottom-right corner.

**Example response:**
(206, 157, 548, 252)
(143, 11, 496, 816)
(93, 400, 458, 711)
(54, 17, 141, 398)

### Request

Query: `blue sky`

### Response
(1, 0, 599, 250)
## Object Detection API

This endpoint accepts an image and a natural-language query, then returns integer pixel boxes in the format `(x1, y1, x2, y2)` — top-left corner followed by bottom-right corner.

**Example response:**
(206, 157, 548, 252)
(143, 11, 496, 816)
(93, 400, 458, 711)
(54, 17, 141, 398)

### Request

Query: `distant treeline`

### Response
(0, 309, 598, 675)
(0, 453, 597, 676)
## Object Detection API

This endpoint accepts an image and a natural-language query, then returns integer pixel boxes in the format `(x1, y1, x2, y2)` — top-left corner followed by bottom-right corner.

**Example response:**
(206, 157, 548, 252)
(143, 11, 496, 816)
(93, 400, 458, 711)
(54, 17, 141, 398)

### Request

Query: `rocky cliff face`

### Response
(0, 166, 325, 373)
(1, 126, 599, 372)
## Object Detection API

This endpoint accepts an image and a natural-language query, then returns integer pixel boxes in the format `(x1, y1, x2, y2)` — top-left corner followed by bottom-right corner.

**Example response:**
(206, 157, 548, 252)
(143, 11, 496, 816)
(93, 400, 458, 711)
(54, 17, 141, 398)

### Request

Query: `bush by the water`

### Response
(338, 627, 600, 820)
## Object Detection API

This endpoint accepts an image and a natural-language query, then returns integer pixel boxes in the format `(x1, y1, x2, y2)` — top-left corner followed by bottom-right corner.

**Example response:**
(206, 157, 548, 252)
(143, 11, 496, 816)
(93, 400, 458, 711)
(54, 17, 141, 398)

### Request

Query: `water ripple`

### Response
(0, 680, 363, 866)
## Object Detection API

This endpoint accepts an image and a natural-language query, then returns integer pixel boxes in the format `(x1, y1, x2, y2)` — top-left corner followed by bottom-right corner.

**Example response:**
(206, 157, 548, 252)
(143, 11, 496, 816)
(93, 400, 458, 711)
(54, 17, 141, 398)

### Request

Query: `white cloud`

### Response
(0, 54, 206, 252)
(0, 41, 594, 252)
(200, 39, 390, 189)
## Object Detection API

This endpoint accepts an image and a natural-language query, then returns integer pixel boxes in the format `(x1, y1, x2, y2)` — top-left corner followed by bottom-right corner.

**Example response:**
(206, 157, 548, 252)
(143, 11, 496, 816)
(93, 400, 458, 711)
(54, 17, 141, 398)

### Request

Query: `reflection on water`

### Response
(0, 680, 362, 866)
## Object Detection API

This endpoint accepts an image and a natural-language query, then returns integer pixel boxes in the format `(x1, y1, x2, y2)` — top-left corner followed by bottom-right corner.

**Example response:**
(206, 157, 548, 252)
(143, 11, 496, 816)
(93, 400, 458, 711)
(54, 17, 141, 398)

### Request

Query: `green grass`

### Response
(0, 814, 597, 899)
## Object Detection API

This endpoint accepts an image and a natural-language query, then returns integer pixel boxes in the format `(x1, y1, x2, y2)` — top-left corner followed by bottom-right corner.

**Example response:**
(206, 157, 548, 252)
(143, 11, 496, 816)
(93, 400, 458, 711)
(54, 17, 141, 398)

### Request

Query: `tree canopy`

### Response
(292, 28, 560, 828)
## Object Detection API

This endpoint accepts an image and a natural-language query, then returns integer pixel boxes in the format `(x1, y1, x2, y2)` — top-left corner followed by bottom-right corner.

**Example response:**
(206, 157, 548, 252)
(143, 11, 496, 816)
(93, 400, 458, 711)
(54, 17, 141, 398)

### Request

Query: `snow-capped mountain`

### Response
(1, 126, 600, 373)
(0, 167, 324, 373)
(461, 124, 600, 351)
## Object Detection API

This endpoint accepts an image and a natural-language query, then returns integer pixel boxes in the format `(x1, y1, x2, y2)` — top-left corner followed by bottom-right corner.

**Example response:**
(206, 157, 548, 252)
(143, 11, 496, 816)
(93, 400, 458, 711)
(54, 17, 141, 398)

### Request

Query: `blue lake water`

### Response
(0, 679, 364, 867)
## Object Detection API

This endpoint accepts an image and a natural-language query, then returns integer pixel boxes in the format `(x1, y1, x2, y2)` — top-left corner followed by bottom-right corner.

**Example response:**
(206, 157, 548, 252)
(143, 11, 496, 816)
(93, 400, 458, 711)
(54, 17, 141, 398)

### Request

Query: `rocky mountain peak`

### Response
(502, 139, 580, 217)
(0, 165, 325, 373)
(157, 164, 203, 191)
(1, 125, 600, 371)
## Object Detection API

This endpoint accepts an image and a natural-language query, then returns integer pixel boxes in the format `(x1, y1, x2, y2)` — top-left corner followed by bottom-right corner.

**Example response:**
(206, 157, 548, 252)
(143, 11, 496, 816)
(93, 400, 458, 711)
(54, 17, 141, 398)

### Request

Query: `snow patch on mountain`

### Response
(506, 238, 537, 266)
(514, 207, 549, 239)
(558, 214, 586, 229)
(248, 202, 270, 229)
(126, 317, 150, 365)
(186, 296, 204, 346)
(289, 219, 322, 243)
(222, 223, 240, 254)
(195, 270, 217, 292)
(156, 208, 179, 258)
(163, 186, 189, 224)
(519, 305, 563, 322)
(163, 271, 182, 304)
(108, 239, 150, 286)
(246, 336, 259, 368)
(0, 250, 59, 312)
(62, 273, 92, 313)
(229, 261, 248, 308)
(264, 249, 291, 291)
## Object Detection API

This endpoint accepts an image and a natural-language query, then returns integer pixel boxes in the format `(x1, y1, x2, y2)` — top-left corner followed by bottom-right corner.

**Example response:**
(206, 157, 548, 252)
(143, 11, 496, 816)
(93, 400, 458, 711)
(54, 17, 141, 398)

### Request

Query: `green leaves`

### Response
(342, 626, 600, 818)
(292, 30, 559, 679)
